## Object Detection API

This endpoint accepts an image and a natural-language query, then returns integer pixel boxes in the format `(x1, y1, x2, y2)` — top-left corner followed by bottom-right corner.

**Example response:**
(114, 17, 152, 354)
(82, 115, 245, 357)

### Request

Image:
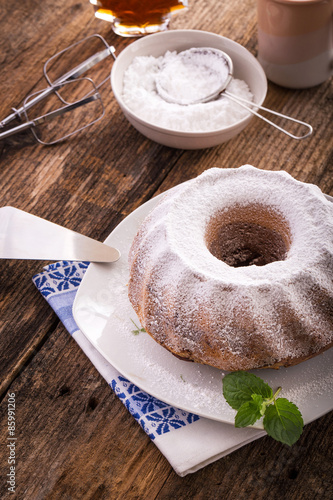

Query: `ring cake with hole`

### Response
(128, 165, 333, 371)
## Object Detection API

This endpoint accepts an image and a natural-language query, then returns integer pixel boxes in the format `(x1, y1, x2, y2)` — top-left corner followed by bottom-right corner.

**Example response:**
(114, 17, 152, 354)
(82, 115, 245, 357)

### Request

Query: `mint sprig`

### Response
(222, 372, 304, 446)
(130, 319, 146, 335)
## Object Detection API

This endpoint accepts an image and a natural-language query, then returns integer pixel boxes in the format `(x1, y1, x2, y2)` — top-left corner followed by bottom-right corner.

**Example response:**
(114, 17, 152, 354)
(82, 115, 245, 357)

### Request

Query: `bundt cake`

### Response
(128, 165, 333, 371)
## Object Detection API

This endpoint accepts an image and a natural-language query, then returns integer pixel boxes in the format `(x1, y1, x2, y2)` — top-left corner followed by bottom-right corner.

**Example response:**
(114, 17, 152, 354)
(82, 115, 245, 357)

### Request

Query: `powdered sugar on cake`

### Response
(128, 165, 333, 371)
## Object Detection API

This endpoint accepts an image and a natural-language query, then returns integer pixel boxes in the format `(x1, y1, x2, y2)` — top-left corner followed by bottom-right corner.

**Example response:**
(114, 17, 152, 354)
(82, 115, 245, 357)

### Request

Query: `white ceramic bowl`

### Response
(111, 30, 267, 149)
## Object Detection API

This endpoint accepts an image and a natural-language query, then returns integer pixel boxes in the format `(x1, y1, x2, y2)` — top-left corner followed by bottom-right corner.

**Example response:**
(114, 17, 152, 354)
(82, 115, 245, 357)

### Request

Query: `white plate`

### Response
(73, 192, 333, 429)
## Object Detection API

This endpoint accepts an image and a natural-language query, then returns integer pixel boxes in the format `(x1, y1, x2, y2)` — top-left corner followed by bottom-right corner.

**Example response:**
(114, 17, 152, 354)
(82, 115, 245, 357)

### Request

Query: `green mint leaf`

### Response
(235, 400, 262, 427)
(222, 371, 273, 410)
(263, 398, 304, 446)
(252, 394, 272, 417)
(251, 393, 267, 416)
(251, 393, 264, 405)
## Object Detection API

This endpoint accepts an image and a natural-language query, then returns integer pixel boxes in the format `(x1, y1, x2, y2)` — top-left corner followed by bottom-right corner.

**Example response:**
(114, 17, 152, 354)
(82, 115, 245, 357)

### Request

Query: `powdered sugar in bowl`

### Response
(111, 30, 267, 149)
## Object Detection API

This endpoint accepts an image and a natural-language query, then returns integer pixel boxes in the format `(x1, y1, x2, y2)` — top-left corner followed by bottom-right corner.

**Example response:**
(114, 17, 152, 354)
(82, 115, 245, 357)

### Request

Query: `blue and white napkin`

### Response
(33, 261, 265, 476)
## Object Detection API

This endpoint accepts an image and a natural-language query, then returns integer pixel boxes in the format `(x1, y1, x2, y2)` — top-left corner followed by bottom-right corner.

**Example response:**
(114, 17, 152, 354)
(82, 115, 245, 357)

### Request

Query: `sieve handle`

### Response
(224, 90, 313, 140)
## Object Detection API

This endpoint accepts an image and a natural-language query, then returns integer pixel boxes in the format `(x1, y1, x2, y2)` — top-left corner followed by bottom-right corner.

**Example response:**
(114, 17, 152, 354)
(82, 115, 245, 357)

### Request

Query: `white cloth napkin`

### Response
(33, 261, 264, 476)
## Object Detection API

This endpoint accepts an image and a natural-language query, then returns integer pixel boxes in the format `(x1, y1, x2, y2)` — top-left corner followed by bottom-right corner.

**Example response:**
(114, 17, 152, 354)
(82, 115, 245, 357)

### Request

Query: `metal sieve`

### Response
(155, 47, 313, 140)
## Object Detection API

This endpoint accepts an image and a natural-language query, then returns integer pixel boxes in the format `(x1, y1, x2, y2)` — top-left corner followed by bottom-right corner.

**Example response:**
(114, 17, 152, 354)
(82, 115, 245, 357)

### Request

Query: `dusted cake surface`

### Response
(128, 165, 333, 371)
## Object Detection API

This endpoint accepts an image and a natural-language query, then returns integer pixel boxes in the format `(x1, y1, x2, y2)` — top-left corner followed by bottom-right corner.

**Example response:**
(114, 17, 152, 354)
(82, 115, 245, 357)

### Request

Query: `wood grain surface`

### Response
(0, 0, 332, 498)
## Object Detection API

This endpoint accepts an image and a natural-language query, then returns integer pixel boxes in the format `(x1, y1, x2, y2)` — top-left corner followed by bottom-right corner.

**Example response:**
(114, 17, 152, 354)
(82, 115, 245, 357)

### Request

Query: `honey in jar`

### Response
(90, 0, 188, 36)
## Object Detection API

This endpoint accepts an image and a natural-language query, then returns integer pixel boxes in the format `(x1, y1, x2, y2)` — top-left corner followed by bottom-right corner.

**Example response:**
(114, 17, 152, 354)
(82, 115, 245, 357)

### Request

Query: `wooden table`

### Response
(0, 0, 332, 498)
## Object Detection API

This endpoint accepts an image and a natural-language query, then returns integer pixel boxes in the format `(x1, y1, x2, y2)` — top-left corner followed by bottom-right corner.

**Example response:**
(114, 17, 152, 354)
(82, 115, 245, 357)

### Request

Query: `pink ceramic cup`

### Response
(257, 0, 333, 88)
